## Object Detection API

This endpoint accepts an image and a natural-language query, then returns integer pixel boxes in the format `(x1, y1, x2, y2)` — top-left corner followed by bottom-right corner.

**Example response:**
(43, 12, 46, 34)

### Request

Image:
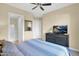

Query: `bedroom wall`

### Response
(42, 4, 79, 51)
(24, 18, 33, 40)
(0, 3, 33, 41)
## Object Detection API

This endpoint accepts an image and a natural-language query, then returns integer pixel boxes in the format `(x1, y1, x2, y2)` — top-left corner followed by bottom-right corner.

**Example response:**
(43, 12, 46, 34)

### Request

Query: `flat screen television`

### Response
(53, 25, 67, 34)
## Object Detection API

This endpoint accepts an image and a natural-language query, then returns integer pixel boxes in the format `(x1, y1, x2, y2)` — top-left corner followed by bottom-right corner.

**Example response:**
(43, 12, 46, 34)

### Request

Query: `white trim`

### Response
(69, 47, 79, 52)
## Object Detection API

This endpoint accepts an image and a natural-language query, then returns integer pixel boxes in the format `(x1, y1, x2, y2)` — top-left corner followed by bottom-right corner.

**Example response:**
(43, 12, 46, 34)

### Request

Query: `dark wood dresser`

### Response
(46, 33, 69, 47)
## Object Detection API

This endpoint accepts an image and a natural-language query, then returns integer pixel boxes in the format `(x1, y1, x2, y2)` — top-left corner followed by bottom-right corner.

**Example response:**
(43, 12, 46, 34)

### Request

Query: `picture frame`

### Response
(24, 20, 32, 31)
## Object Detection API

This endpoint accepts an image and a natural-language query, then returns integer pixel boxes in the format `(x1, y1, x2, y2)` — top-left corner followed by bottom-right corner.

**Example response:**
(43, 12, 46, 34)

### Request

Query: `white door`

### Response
(8, 13, 24, 42)
(9, 22, 17, 42)
(18, 17, 24, 41)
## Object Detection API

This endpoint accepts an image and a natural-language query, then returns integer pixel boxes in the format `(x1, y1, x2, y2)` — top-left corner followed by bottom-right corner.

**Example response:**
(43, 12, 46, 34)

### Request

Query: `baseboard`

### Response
(69, 48, 79, 52)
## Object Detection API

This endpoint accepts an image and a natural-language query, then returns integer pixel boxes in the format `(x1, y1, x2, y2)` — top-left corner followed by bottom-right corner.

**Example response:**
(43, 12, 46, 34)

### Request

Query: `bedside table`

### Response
(0, 41, 3, 56)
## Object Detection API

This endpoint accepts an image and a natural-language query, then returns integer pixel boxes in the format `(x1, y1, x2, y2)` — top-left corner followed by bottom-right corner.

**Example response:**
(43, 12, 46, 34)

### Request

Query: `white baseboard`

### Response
(69, 48, 79, 52)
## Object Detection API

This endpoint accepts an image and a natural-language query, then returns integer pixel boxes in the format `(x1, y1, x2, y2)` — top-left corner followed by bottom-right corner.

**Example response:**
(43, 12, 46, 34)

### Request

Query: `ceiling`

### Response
(7, 3, 73, 17)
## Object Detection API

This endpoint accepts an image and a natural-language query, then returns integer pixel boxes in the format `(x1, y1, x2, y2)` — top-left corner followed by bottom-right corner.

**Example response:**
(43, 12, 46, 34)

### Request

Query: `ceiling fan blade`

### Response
(32, 6, 38, 10)
(31, 3, 37, 5)
(40, 6, 44, 11)
(42, 3, 51, 6)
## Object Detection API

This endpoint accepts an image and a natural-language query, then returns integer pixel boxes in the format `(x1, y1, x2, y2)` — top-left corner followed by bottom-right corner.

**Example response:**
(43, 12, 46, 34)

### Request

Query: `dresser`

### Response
(46, 33, 69, 47)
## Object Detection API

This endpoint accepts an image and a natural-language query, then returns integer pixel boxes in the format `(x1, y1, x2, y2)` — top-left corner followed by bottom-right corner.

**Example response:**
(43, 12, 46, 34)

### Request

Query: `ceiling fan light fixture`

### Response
(31, 3, 52, 11)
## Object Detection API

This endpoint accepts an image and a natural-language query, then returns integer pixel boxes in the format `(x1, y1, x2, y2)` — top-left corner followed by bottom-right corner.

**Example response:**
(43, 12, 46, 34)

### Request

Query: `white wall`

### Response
(42, 14, 70, 40)
(42, 4, 79, 51)
(24, 17, 33, 40)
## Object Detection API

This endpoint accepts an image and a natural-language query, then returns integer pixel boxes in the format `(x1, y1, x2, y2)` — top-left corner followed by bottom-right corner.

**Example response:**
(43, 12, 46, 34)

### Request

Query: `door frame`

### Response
(8, 12, 24, 42)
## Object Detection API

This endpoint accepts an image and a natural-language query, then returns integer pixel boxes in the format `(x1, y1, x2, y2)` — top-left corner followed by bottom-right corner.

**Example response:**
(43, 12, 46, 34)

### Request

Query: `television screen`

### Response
(53, 25, 67, 34)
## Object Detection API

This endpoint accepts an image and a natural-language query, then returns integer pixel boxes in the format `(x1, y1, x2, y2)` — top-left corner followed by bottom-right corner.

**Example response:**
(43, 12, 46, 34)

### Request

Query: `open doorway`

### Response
(8, 12, 24, 42)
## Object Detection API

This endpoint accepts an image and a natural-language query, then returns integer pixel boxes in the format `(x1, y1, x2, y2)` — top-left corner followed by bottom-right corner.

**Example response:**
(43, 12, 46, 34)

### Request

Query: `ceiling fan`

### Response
(31, 3, 52, 11)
